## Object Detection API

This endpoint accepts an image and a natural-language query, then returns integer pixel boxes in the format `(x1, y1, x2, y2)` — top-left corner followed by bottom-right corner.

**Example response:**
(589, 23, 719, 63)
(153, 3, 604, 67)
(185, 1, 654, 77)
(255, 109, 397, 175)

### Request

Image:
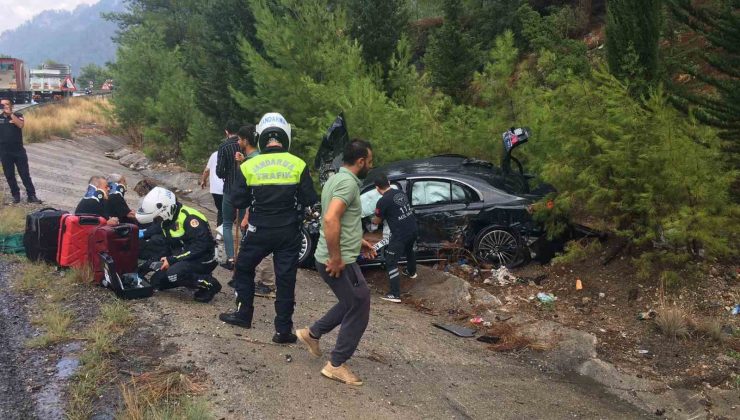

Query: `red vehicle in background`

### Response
(0, 57, 32, 104)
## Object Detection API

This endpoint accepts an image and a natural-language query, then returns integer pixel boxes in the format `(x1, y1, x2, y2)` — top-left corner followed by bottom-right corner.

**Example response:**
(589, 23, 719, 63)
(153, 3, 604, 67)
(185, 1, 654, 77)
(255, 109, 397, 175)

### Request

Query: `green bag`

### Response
(0, 233, 25, 254)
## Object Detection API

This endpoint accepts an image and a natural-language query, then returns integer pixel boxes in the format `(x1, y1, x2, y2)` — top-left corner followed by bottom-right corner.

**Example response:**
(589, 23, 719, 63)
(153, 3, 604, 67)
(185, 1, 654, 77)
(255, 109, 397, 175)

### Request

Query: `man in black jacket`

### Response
(75, 176, 119, 226)
(136, 187, 221, 303)
(0, 99, 41, 204)
(219, 113, 318, 344)
(215, 119, 246, 269)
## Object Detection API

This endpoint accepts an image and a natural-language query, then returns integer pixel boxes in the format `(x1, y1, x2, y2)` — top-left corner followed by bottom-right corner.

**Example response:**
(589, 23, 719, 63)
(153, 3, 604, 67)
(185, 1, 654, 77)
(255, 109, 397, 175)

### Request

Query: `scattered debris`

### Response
(470, 316, 484, 325)
(731, 304, 739, 316)
(495, 314, 513, 322)
(285, 354, 292, 363)
(433, 323, 477, 338)
(575, 279, 583, 290)
(476, 335, 501, 344)
(598, 292, 606, 299)
(483, 267, 517, 286)
(536, 292, 556, 304)
(637, 309, 658, 321)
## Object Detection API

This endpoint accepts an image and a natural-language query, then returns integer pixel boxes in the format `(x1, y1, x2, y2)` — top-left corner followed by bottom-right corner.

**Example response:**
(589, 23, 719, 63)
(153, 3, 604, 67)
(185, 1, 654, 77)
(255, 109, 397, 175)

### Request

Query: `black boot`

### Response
(12, 194, 20, 204)
(219, 300, 253, 328)
(194, 276, 222, 303)
(27, 195, 42, 204)
(272, 332, 297, 344)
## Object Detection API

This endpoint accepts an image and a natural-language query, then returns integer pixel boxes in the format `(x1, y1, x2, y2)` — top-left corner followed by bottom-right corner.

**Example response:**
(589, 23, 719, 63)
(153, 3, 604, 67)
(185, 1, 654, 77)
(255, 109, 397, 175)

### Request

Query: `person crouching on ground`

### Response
(372, 173, 418, 303)
(296, 139, 376, 386)
(135, 187, 222, 303)
(75, 175, 119, 226)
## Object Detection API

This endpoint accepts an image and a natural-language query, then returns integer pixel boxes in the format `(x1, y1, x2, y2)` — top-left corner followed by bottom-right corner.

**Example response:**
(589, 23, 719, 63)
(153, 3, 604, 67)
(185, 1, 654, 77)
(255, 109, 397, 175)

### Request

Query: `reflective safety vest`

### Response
(165, 205, 208, 239)
(240, 152, 306, 186)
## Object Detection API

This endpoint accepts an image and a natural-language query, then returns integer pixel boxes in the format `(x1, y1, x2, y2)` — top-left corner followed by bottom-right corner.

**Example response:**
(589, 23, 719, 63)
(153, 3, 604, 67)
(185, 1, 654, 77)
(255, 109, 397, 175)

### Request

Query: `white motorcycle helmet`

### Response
(136, 187, 177, 224)
(256, 112, 291, 151)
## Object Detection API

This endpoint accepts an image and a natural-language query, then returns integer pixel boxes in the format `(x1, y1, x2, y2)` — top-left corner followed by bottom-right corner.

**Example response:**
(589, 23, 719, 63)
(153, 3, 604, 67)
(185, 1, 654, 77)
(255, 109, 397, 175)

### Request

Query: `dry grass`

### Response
(483, 323, 550, 352)
(67, 301, 133, 418)
(690, 317, 724, 342)
(26, 303, 74, 348)
(14, 261, 55, 292)
(119, 367, 210, 420)
(23, 96, 114, 143)
(655, 306, 690, 339)
(0, 203, 27, 235)
(69, 263, 94, 285)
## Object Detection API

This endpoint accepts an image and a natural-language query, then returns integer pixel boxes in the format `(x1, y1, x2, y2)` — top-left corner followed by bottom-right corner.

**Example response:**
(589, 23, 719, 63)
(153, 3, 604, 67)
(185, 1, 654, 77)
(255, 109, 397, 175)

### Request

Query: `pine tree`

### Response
(347, 0, 408, 74)
(605, 0, 662, 90)
(665, 0, 740, 145)
(424, 0, 480, 101)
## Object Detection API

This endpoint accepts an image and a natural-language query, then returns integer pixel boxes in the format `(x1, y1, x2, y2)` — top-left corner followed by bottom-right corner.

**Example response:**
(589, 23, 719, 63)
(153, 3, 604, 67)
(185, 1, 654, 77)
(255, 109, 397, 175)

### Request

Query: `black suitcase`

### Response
(100, 252, 154, 300)
(24, 207, 69, 264)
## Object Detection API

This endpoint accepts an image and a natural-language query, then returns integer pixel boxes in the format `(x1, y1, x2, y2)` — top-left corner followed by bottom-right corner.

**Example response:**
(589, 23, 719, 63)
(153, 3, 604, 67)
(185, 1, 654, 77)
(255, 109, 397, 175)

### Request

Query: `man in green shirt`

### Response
(296, 139, 376, 386)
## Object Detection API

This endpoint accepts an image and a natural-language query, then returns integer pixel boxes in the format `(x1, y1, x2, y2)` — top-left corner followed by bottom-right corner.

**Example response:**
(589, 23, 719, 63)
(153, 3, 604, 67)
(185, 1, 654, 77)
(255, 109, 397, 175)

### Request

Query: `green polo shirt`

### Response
(314, 167, 363, 264)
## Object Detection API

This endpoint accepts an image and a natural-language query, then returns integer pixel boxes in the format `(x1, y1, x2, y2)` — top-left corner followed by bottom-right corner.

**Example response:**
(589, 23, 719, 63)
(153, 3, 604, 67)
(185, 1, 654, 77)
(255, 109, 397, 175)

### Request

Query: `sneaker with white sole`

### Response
(296, 328, 322, 357)
(402, 269, 417, 279)
(320, 361, 363, 386)
(380, 294, 402, 303)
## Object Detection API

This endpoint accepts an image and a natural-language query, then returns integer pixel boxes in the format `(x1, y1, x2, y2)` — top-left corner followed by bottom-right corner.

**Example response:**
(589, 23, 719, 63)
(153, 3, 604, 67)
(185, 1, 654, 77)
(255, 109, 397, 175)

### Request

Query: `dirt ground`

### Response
(444, 239, 740, 391)
(2, 131, 736, 418)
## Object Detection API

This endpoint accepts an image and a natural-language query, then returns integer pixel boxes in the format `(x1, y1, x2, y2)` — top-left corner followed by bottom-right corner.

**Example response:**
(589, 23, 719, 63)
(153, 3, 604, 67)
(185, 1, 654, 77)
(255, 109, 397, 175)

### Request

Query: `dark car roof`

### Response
(364, 156, 532, 206)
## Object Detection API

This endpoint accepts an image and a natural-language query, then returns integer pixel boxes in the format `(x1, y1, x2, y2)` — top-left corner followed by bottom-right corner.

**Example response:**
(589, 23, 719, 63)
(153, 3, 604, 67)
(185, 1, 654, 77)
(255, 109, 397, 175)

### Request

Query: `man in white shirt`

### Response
(200, 151, 225, 227)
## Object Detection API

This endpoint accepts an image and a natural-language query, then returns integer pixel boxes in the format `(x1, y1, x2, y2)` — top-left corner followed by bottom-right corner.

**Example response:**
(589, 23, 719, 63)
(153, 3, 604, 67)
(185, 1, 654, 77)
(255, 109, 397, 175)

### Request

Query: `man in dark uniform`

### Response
(219, 113, 318, 344)
(372, 174, 418, 303)
(136, 187, 222, 303)
(105, 173, 136, 223)
(75, 175, 119, 226)
(0, 99, 41, 204)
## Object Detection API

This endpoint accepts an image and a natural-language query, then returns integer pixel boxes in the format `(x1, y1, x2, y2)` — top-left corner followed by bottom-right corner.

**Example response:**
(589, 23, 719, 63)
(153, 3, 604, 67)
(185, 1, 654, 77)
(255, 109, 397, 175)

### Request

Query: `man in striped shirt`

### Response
(215, 120, 246, 269)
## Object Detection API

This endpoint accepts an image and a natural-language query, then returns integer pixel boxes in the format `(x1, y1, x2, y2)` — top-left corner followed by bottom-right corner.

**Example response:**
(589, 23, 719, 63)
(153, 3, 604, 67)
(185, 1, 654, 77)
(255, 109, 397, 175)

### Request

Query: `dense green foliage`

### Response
(665, 0, 740, 145)
(108, 0, 738, 277)
(424, 0, 480, 101)
(605, 0, 662, 92)
(348, 0, 408, 78)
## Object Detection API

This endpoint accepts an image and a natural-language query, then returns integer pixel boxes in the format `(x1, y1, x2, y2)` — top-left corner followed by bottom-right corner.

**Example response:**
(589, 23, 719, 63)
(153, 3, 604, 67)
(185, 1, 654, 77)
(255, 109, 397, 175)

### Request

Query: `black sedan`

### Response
(298, 122, 567, 268)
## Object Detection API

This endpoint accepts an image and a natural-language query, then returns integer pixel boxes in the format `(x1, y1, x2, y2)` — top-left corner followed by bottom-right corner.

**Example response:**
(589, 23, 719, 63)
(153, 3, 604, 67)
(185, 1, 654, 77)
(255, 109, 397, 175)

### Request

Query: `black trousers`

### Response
(211, 193, 223, 227)
(151, 259, 217, 290)
(233, 223, 301, 334)
(384, 234, 417, 296)
(1, 149, 36, 198)
(310, 262, 370, 366)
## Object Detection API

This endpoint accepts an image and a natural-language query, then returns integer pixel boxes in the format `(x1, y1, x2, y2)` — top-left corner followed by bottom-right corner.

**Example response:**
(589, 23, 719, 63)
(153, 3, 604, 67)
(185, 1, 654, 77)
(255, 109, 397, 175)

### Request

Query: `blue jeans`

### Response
(222, 193, 246, 260)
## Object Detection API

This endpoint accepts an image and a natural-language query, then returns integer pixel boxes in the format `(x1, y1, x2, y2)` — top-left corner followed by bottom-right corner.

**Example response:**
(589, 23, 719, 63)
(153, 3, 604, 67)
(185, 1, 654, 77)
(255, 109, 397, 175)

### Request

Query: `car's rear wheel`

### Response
(473, 227, 528, 268)
(298, 225, 316, 268)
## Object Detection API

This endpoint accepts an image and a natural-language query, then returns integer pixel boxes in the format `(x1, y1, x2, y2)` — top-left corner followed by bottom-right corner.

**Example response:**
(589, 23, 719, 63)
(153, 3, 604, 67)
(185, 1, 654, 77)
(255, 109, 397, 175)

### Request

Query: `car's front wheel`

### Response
(298, 225, 316, 268)
(473, 227, 528, 268)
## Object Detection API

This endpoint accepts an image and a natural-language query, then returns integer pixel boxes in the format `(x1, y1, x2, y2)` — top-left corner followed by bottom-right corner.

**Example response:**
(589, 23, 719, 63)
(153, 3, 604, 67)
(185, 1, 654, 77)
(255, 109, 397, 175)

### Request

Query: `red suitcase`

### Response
(57, 214, 106, 268)
(88, 224, 139, 284)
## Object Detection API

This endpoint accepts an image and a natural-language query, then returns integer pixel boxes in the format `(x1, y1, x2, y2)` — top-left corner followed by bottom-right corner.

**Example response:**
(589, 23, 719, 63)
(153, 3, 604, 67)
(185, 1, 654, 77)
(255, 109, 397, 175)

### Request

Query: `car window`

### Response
(411, 180, 451, 206)
(360, 184, 399, 218)
(452, 182, 480, 203)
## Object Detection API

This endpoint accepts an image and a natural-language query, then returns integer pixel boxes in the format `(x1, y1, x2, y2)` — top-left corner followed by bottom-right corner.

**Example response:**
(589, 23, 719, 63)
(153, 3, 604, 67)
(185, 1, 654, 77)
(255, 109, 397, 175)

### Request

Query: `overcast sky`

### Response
(1, 1, 99, 34)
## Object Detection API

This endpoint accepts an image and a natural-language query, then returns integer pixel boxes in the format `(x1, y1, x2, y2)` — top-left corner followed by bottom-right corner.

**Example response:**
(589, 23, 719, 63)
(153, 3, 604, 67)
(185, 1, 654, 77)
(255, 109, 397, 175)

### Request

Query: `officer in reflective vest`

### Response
(136, 187, 222, 303)
(219, 113, 318, 343)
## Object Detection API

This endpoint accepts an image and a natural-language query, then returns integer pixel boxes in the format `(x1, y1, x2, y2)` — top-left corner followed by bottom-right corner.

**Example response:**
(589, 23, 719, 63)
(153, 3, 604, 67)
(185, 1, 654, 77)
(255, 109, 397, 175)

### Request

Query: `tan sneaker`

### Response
(296, 328, 322, 357)
(320, 361, 363, 386)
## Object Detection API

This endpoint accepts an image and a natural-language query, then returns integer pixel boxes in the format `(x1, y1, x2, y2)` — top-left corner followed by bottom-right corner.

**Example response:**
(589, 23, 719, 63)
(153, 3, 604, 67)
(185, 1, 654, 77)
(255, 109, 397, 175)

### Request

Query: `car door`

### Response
(408, 178, 481, 252)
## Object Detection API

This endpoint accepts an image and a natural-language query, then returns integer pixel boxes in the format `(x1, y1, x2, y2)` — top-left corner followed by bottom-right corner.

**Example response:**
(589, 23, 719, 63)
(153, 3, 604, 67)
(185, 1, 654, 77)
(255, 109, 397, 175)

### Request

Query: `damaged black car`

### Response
(299, 115, 591, 268)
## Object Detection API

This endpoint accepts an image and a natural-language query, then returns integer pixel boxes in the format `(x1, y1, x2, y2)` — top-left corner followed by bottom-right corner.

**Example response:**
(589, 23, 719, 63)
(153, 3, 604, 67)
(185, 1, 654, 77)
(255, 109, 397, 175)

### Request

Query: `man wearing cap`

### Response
(219, 113, 318, 344)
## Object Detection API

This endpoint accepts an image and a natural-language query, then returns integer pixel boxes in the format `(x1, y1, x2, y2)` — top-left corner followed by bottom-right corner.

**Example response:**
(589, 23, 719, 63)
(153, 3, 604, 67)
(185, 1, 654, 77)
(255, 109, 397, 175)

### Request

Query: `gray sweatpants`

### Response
(310, 262, 370, 366)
